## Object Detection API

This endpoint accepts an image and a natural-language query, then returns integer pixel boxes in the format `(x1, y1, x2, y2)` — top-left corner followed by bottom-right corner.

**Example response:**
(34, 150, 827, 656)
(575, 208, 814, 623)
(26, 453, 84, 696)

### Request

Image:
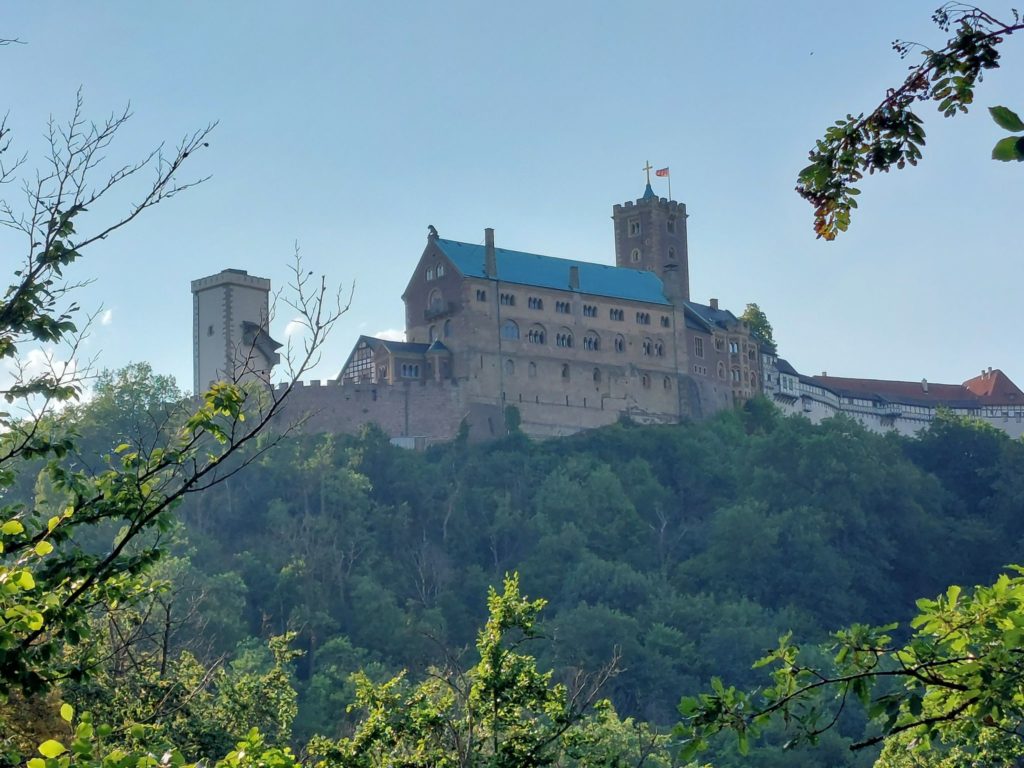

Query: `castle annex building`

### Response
(192, 183, 1024, 443)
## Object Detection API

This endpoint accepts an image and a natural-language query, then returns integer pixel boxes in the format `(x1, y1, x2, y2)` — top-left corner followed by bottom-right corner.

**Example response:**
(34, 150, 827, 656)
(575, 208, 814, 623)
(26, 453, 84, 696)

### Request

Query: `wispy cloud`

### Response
(284, 317, 307, 337)
(100, 308, 114, 326)
(374, 328, 405, 342)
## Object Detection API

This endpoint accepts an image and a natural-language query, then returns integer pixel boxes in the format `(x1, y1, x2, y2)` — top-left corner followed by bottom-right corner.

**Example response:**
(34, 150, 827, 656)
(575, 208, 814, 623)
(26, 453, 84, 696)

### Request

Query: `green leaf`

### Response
(991, 136, 1024, 162)
(17, 571, 36, 589)
(738, 730, 750, 756)
(1, 519, 24, 535)
(27, 760, 46, 768)
(60, 703, 74, 722)
(989, 106, 1024, 132)
(38, 740, 66, 758)
(35, 540, 53, 556)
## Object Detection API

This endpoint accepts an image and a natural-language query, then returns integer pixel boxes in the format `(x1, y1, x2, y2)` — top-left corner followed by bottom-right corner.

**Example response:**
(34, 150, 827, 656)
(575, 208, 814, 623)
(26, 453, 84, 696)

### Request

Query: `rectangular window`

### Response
(694, 337, 704, 358)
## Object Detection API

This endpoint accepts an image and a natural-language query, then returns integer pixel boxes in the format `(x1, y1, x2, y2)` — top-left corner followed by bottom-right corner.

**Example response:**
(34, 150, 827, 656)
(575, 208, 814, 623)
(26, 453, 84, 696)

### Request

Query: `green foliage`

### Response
(989, 105, 1024, 160)
(798, 6, 1023, 239)
(739, 304, 776, 354)
(678, 568, 1024, 764)
(307, 574, 638, 768)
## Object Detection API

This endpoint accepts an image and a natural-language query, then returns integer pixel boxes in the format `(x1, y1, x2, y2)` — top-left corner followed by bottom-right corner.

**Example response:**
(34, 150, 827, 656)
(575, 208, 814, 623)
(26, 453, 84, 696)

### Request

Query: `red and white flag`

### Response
(655, 167, 670, 177)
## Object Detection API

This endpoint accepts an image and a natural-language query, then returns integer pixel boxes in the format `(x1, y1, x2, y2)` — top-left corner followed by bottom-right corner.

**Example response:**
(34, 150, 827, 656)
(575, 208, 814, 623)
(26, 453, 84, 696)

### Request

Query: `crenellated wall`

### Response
(272, 379, 475, 444)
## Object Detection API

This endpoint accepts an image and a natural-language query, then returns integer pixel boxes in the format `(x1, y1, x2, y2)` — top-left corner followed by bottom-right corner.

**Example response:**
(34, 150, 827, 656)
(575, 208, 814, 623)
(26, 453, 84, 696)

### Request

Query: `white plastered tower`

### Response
(191, 268, 281, 394)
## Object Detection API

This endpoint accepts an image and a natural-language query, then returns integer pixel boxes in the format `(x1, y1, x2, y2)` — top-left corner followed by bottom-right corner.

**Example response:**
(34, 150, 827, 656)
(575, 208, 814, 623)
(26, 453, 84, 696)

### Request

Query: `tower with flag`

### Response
(612, 164, 689, 302)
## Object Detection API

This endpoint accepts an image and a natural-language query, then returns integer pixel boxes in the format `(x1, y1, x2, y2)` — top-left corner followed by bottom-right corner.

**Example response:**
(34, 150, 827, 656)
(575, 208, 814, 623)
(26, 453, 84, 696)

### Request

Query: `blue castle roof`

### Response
(434, 238, 671, 306)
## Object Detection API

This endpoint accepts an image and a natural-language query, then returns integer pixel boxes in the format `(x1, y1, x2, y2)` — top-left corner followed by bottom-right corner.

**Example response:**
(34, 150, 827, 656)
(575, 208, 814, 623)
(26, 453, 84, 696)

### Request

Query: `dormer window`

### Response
(436, 264, 445, 278)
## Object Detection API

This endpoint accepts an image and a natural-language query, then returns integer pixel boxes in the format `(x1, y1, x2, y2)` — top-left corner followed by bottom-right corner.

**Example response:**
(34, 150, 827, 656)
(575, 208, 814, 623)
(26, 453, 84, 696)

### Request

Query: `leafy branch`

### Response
(798, 3, 1024, 239)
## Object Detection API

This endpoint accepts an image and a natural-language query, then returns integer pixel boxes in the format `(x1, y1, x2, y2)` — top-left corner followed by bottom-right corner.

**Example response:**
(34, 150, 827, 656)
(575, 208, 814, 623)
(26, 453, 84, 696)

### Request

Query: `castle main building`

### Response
(327, 183, 762, 440)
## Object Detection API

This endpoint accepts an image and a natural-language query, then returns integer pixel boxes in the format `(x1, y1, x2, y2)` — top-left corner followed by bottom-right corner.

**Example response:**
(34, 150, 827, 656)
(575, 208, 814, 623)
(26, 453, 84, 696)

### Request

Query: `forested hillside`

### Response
(13, 366, 1024, 766)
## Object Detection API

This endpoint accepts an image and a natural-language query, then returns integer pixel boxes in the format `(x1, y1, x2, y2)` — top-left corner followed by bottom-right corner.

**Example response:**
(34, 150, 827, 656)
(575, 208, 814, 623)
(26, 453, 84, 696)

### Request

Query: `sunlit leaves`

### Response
(677, 567, 1024, 762)
(799, 8, 1021, 238)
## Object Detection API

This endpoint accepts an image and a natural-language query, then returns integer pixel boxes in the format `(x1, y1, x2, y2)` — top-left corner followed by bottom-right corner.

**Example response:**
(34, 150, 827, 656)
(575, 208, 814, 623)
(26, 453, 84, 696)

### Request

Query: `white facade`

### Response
(762, 355, 1024, 439)
(191, 269, 279, 394)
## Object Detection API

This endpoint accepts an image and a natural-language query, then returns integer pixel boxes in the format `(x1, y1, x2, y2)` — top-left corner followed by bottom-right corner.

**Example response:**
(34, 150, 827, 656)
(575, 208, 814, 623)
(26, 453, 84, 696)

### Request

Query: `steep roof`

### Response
(684, 301, 739, 330)
(434, 238, 671, 306)
(963, 369, 1024, 404)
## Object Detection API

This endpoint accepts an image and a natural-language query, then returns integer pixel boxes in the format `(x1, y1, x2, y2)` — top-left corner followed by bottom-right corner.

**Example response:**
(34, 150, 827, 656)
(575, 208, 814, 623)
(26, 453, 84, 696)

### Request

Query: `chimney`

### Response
(709, 298, 719, 310)
(484, 228, 496, 278)
(921, 378, 929, 393)
(988, 366, 994, 376)
(569, 265, 580, 290)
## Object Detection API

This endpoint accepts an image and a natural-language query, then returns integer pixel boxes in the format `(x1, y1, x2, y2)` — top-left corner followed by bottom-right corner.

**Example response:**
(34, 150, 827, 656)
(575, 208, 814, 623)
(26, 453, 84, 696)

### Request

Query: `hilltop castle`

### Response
(192, 184, 1024, 443)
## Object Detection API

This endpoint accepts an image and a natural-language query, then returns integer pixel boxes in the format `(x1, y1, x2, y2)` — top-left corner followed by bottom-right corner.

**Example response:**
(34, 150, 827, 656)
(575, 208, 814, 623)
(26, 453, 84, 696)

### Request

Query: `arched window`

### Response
(561, 364, 571, 381)
(528, 325, 546, 344)
(614, 335, 625, 353)
(630, 248, 641, 263)
(718, 361, 726, 379)
(428, 288, 444, 312)
(528, 362, 537, 379)
(641, 374, 651, 389)
(642, 338, 653, 356)
(500, 320, 520, 340)
(654, 340, 664, 357)
(556, 329, 573, 348)
(583, 331, 601, 351)
(668, 246, 676, 261)
(663, 376, 673, 390)
(444, 319, 452, 338)
(504, 358, 515, 376)
(429, 325, 438, 342)
(593, 368, 602, 384)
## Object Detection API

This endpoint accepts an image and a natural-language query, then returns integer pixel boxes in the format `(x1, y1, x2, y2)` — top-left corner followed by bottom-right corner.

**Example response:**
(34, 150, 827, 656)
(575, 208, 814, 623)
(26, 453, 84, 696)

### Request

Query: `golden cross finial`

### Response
(642, 161, 653, 185)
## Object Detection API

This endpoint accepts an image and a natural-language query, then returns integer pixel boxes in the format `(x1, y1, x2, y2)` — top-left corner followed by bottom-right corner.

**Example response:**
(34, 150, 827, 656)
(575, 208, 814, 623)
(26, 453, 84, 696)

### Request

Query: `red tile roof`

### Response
(806, 369, 1024, 407)
(963, 369, 1024, 404)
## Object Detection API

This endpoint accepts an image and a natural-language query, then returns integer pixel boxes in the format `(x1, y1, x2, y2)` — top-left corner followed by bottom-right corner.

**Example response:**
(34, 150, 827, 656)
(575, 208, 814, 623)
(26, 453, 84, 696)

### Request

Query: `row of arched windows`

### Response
(502, 360, 675, 391)
(500, 321, 667, 357)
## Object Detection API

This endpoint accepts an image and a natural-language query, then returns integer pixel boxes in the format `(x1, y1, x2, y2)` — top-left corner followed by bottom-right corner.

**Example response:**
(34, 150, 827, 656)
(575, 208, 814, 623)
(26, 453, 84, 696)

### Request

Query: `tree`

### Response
(306, 573, 625, 768)
(0, 92, 345, 763)
(798, 4, 1024, 239)
(739, 304, 776, 355)
(676, 567, 1024, 764)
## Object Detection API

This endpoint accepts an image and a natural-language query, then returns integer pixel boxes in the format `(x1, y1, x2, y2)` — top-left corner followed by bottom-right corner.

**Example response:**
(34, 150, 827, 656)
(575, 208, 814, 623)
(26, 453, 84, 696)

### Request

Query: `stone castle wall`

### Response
(273, 379, 474, 444)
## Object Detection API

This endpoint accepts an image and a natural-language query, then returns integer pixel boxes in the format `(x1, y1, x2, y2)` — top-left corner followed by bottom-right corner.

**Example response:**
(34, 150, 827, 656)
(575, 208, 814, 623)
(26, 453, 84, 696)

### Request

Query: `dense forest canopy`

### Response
(8, 363, 1024, 767)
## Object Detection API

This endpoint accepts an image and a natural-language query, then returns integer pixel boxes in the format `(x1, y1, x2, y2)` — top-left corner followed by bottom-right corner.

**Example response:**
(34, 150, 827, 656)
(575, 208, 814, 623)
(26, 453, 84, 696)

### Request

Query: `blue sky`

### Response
(4, 2, 1022, 391)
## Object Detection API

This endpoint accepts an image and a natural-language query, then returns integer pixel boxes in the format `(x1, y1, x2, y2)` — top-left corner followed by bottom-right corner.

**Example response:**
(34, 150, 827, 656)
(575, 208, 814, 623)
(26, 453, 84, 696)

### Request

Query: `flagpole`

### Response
(668, 173, 672, 202)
